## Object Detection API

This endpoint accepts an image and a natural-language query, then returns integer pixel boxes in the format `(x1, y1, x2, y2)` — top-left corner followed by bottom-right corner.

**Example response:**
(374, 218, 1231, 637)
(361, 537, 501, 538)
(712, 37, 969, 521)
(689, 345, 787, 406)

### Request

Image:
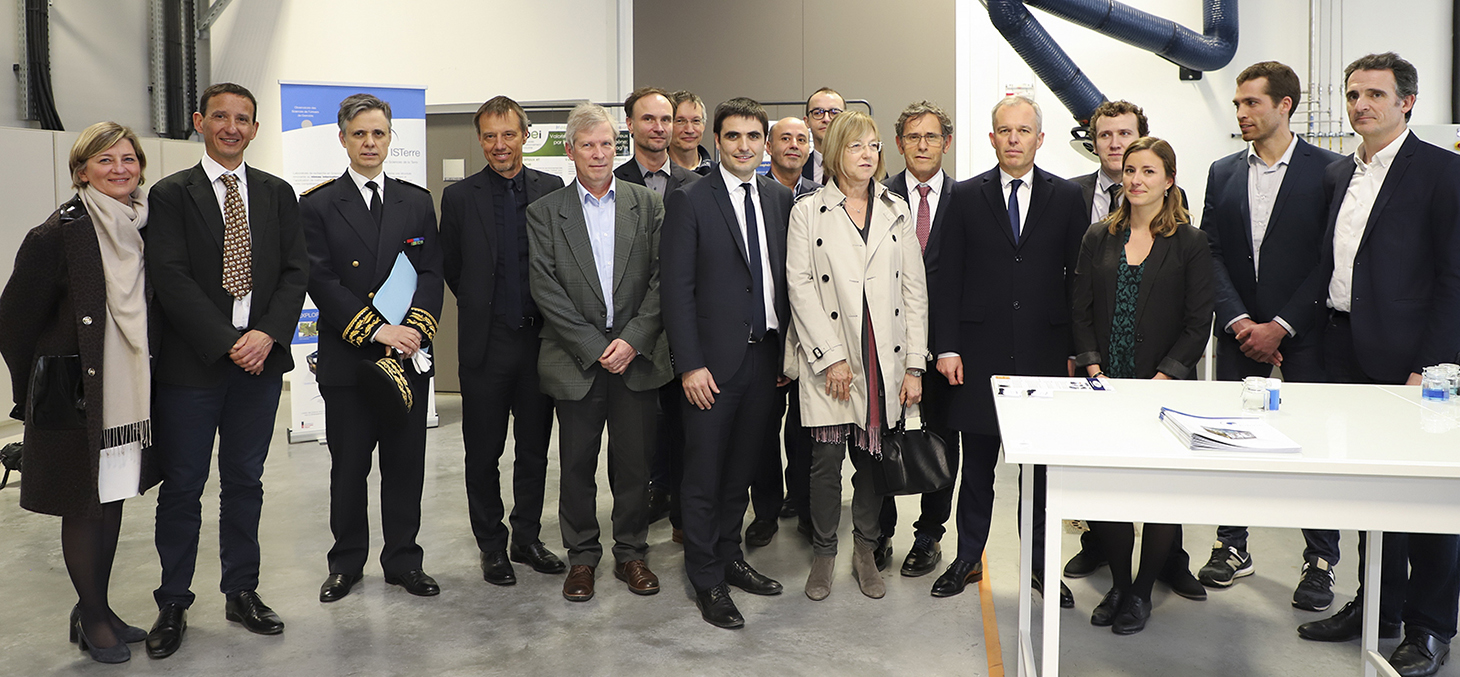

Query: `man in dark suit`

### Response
(528, 103, 674, 604)
(616, 87, 700, 538)
(878, 101, 960, 578)
(802, 87, 845, 185)
(1290, 52, 1460, 677)
(300, 94, 445, 604)
(929, 95, 1081, 608)
(145, 82, 308, 659)
(1197, 61, 1344, 608)
(663, 97, 792, 628)
(669, 90, 713, 176)
(766, 117, 822, 198)
(438, 96, 566, 587)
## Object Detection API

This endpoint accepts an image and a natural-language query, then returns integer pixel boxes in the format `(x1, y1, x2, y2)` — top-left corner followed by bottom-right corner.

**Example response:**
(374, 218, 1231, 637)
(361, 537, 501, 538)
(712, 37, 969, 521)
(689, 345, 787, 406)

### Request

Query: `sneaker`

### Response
(1197, 542, 1254, 587)
(1292, 558, 1336, 612)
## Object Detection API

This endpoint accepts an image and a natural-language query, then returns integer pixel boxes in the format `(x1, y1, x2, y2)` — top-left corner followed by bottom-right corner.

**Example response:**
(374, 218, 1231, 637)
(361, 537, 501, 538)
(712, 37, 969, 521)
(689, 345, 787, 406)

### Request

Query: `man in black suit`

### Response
(802, 87, 845, 185)
(1290, 52, 1460, 677)
(145, 82, 308, 659)
(663, 97, 792, 629)
(929, 95, 1081, 608)
(615, 87, 700, 537)
(300, 94, 445, 604)
(439, 96, 566, 587)
(669, 90, 713, 176)
(879, 101, 960, 578)
(1197, 61, 1344, 607)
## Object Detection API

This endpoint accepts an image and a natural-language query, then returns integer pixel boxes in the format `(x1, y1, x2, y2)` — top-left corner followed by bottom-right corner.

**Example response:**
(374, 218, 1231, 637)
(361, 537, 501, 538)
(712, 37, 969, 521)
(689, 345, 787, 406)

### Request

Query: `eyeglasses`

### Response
(845, 141, 883, 154)
(900, 133, 946, 147)
(807, 107, 843, 120)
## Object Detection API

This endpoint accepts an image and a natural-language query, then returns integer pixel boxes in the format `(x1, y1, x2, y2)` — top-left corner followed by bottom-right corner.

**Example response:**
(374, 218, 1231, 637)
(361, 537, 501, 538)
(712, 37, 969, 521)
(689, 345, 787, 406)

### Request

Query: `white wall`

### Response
(206, 0, 625, 174)
(955, 0, 1455, 226)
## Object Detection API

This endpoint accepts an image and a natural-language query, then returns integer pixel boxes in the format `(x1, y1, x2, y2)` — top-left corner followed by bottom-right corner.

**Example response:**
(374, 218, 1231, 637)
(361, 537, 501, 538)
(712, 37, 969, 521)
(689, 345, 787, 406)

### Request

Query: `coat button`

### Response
(1016, 256, 1023, 263)
(82, 316, 93, 325)
(821, 275, 829, 282)
(87, 368, 96, 376)
(894, 345, 901, 352)
(895, 309, 900, 316)
(830, 311, 838, 320)
(816, 238, 823, 246)
(746, 287, 752, 293)
(892, 234, 897, 242)
(352, 260, 360, 267)
(1012, 301, 1021, 310)
(368, 292, 375, 299)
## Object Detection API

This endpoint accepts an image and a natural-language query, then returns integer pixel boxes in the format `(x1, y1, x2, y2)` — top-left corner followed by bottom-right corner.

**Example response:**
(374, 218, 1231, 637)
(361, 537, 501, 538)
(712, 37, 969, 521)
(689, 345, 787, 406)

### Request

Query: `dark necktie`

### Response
(741, 182, 767, 340)
(915, 184, 932, 254)
(366, 180, 383, 225)
(1008, 178, 1023, 243)
(1106, 182, 1122, 217)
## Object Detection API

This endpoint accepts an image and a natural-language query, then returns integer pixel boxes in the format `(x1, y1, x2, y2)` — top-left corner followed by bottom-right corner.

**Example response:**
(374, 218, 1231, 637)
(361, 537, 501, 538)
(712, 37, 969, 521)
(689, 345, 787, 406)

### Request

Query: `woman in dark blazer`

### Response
(1071, 136, 1214, 635)
(0, 122, 160, 663)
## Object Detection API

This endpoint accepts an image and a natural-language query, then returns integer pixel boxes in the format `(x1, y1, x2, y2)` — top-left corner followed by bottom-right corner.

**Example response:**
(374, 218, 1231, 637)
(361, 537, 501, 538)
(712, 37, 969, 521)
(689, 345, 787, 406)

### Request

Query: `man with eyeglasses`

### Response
(878, 101, 961, 578)
(669, 90, 713, 176)
(930, 95, 1085, 608)
(802, 87, 845, 185)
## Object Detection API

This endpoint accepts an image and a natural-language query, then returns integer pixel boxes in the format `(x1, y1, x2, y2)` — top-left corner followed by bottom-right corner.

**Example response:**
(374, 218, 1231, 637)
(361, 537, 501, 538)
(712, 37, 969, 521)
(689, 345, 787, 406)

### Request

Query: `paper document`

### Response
(1158, 408, 1301, 453)
(373, 252, 417, 325)
(994, 376, 1113, 399)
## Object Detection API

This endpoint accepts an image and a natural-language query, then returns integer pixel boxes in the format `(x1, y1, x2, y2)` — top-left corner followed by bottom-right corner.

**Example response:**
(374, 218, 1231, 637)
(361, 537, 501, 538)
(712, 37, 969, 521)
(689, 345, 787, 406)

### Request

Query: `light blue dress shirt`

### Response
(575, 180, 618, 329)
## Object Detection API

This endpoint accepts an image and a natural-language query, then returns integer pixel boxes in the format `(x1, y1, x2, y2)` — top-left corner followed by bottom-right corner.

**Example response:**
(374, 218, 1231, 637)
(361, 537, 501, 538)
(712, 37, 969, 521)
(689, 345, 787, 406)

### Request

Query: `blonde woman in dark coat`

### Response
(0, 122, 160, 663)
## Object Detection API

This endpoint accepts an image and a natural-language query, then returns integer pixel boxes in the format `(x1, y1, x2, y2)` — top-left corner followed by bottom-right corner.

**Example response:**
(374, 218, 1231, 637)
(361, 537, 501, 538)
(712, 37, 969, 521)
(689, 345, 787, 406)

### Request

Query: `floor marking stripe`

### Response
(979, 551, 1004, 677)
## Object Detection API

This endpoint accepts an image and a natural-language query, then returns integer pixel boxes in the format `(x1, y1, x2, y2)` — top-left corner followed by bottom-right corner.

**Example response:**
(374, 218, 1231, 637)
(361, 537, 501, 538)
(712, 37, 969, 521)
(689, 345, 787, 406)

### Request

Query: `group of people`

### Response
(1, 49, 1457, 677)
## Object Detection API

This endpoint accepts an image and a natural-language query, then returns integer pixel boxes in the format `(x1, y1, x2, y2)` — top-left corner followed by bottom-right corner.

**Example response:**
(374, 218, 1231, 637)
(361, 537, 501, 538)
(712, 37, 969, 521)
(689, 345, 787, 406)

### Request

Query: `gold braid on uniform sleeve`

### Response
(343, 306, 387, 347)
(403, 307, 438, 343)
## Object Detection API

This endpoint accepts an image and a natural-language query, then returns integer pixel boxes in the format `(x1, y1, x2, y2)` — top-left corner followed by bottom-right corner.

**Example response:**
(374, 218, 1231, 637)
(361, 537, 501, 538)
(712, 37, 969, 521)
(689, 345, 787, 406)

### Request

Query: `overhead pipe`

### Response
(23, 0, 63, 130)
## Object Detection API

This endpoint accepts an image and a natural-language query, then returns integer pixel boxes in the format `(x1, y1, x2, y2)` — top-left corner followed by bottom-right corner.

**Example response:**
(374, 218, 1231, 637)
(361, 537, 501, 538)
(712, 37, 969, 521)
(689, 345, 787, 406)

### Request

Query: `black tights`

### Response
(61, 501, 125, 648)
(1088, 521, 1177, 601)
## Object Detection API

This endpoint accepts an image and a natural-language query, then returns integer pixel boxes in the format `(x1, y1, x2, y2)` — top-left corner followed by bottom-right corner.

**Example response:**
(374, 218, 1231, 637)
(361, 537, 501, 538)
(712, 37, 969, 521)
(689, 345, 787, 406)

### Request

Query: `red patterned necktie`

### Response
(916, 183, 932, 254)
(220, 174, 252, 298)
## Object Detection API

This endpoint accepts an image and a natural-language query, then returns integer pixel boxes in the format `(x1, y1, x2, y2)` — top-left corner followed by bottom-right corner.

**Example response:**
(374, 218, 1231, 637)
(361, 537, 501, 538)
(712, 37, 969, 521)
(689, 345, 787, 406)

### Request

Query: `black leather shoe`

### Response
(725, 559, 783, 595)
(319, 573, 363, 603)
(509, 541, 566, 574)
(931, 559, 983, 598)
(874, 537, 893, 572)
(1091, 587, 1124, 627)
(901, 537, 942, 577)
(1297, 600, 1402, 642)
(695, 583, 745, 629)
(745, 518, 779, 547)
(144, 604, 186, 660)
(1112, 594, 1152, 635)
(1390, 630, 1451, 677)
(480, 550, 517, 585)
(779, 498, 799, 519)
(1032, 571, 1076, 609)
(1064, 547, 1107, 578)
(647, 486, 672, 524)
(1159, 565, 1208, 601)
(224, 591, 284, 635)
(385, 570, 440, 597)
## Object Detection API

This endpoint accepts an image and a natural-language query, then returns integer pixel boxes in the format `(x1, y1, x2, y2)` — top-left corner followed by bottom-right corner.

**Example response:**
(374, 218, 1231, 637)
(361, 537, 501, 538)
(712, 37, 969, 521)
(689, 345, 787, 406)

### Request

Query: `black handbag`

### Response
(28, 354, 85, 430)
(0, 442, 20, 490)
(873, 405, 954, 496)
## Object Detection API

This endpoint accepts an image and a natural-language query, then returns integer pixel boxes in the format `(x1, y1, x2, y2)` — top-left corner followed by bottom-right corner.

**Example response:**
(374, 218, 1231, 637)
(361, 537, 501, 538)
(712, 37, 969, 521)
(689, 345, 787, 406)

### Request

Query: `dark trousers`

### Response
(956, 433, 1039, 563)
(749, 382, 811, 521)
(320, 368, 429, 577)
(1212, 334, 1340, 564)
(459, 321, 554, 553)
(556, 369, 658, 568)
(152, 369, 282, 608)
(879, 374, 961, 541)
(1327, 311, 1460, 640)
(653, 381, 686, 528)
(680, 340, 778, 591)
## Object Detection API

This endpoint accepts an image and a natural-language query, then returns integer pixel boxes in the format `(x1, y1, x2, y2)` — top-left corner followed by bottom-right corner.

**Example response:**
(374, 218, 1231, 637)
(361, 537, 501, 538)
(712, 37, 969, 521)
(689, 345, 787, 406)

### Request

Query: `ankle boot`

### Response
(852, 541, 886, 599)
(805, 555, 836, 601)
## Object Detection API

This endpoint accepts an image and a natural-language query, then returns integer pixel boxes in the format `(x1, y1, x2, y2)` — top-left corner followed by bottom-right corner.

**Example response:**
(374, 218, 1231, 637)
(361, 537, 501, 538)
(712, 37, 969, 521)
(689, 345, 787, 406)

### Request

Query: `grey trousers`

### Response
(809, 440, 882, 557)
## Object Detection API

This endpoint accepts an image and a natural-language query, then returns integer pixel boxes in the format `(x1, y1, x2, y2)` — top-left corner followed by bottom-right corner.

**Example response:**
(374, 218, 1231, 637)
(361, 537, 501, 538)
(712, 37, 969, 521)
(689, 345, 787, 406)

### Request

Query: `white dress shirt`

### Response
(720, 165, 778, 332)
(1091, 169, 1121, 224)
(1225, 134, 1299, 336)
(810, 149, 824, 185)
(999, 168, 1033, 235)
(200, 153, 253, 330)
(347, 166, 387, 211)
(904, 169, 946, 233)
(576, 180, 618, 329)
(1329, 129, 1409, 312)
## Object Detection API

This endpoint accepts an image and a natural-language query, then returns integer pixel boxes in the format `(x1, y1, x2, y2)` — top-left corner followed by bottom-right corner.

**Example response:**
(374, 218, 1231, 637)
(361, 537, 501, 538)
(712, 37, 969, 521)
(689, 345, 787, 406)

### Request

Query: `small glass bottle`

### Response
(1241, 376, 1268, 412)
(1421, 366, 1451, 402)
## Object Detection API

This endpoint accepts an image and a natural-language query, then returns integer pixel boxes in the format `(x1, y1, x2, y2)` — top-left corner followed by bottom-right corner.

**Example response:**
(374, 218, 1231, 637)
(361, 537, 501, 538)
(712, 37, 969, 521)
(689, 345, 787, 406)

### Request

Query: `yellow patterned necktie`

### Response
(220, 173, 252, 298)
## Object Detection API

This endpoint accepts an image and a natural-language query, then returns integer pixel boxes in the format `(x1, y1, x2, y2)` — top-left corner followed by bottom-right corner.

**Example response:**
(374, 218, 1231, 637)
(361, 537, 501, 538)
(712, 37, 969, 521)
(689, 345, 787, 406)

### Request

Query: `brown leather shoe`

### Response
(614, 560, 660, 595)
(562, 565, 595, 602)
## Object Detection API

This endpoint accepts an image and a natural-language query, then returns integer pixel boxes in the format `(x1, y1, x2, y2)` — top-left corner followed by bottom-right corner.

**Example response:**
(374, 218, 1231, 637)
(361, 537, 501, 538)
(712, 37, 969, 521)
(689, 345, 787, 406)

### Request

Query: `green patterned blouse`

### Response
(1107, 229, 1145, 379)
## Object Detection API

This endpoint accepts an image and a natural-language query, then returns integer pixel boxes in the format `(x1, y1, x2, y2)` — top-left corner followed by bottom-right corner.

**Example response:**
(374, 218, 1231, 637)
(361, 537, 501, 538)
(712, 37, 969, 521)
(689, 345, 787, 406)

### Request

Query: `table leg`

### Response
(1042, 472, 1062, 677)
(1019, 463, 1036, 677)
(1362, 530, 1389, 677)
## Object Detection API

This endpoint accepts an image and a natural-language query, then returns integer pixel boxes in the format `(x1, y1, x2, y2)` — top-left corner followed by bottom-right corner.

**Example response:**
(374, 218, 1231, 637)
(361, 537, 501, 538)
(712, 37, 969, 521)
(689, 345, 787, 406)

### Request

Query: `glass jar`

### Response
(1241, 376, 1268, 412)
(1421, 366, 1451, 402)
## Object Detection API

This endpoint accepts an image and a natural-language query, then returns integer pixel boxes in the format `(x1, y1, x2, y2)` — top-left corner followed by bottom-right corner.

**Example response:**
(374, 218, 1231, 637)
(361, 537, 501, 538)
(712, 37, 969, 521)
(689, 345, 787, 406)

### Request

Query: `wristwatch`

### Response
(906, 368, 925, 377)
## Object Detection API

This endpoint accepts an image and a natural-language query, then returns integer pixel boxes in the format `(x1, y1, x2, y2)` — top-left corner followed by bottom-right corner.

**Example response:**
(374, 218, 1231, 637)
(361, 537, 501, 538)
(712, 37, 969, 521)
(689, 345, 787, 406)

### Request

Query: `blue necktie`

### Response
(741, 182, 767, 341)
(1008, 178, 1022, 243)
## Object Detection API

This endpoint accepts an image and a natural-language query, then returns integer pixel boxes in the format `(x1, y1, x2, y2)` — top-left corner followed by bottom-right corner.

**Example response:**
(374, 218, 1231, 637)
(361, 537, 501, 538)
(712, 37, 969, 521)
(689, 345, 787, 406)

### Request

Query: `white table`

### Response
(992, 378, 1460, 677)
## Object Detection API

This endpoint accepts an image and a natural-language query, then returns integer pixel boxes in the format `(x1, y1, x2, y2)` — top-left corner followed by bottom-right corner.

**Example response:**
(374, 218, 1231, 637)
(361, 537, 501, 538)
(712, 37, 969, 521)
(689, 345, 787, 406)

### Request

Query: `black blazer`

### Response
(438, 166, 563, 369)
(661, 166, 792, 379)
(1201, 138, 1342, 340)
(885, 170, 956, 354)
(614, 157, 701, 194)
(934, 166, 1088, 435)
(1292, 132, 1460, 381)
(1072, 222, 1215, 379)
(146, 163, 309, 387)
(299, 172, 444, 387)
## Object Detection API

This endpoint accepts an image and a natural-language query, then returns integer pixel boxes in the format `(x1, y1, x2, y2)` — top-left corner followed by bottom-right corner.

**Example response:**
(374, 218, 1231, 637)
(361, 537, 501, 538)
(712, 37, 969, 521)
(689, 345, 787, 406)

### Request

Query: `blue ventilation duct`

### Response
(984, 0, 1239, 122)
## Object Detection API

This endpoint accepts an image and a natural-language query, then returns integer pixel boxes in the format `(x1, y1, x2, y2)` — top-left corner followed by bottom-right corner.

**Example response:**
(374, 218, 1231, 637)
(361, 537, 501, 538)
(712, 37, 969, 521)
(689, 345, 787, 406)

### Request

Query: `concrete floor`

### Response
(0, 393, 1445, 676)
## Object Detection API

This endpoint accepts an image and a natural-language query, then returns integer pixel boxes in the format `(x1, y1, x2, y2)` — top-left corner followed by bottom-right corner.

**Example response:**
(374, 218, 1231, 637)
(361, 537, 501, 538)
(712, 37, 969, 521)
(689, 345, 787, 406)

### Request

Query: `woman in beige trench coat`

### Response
(784, 111, 929, 601)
